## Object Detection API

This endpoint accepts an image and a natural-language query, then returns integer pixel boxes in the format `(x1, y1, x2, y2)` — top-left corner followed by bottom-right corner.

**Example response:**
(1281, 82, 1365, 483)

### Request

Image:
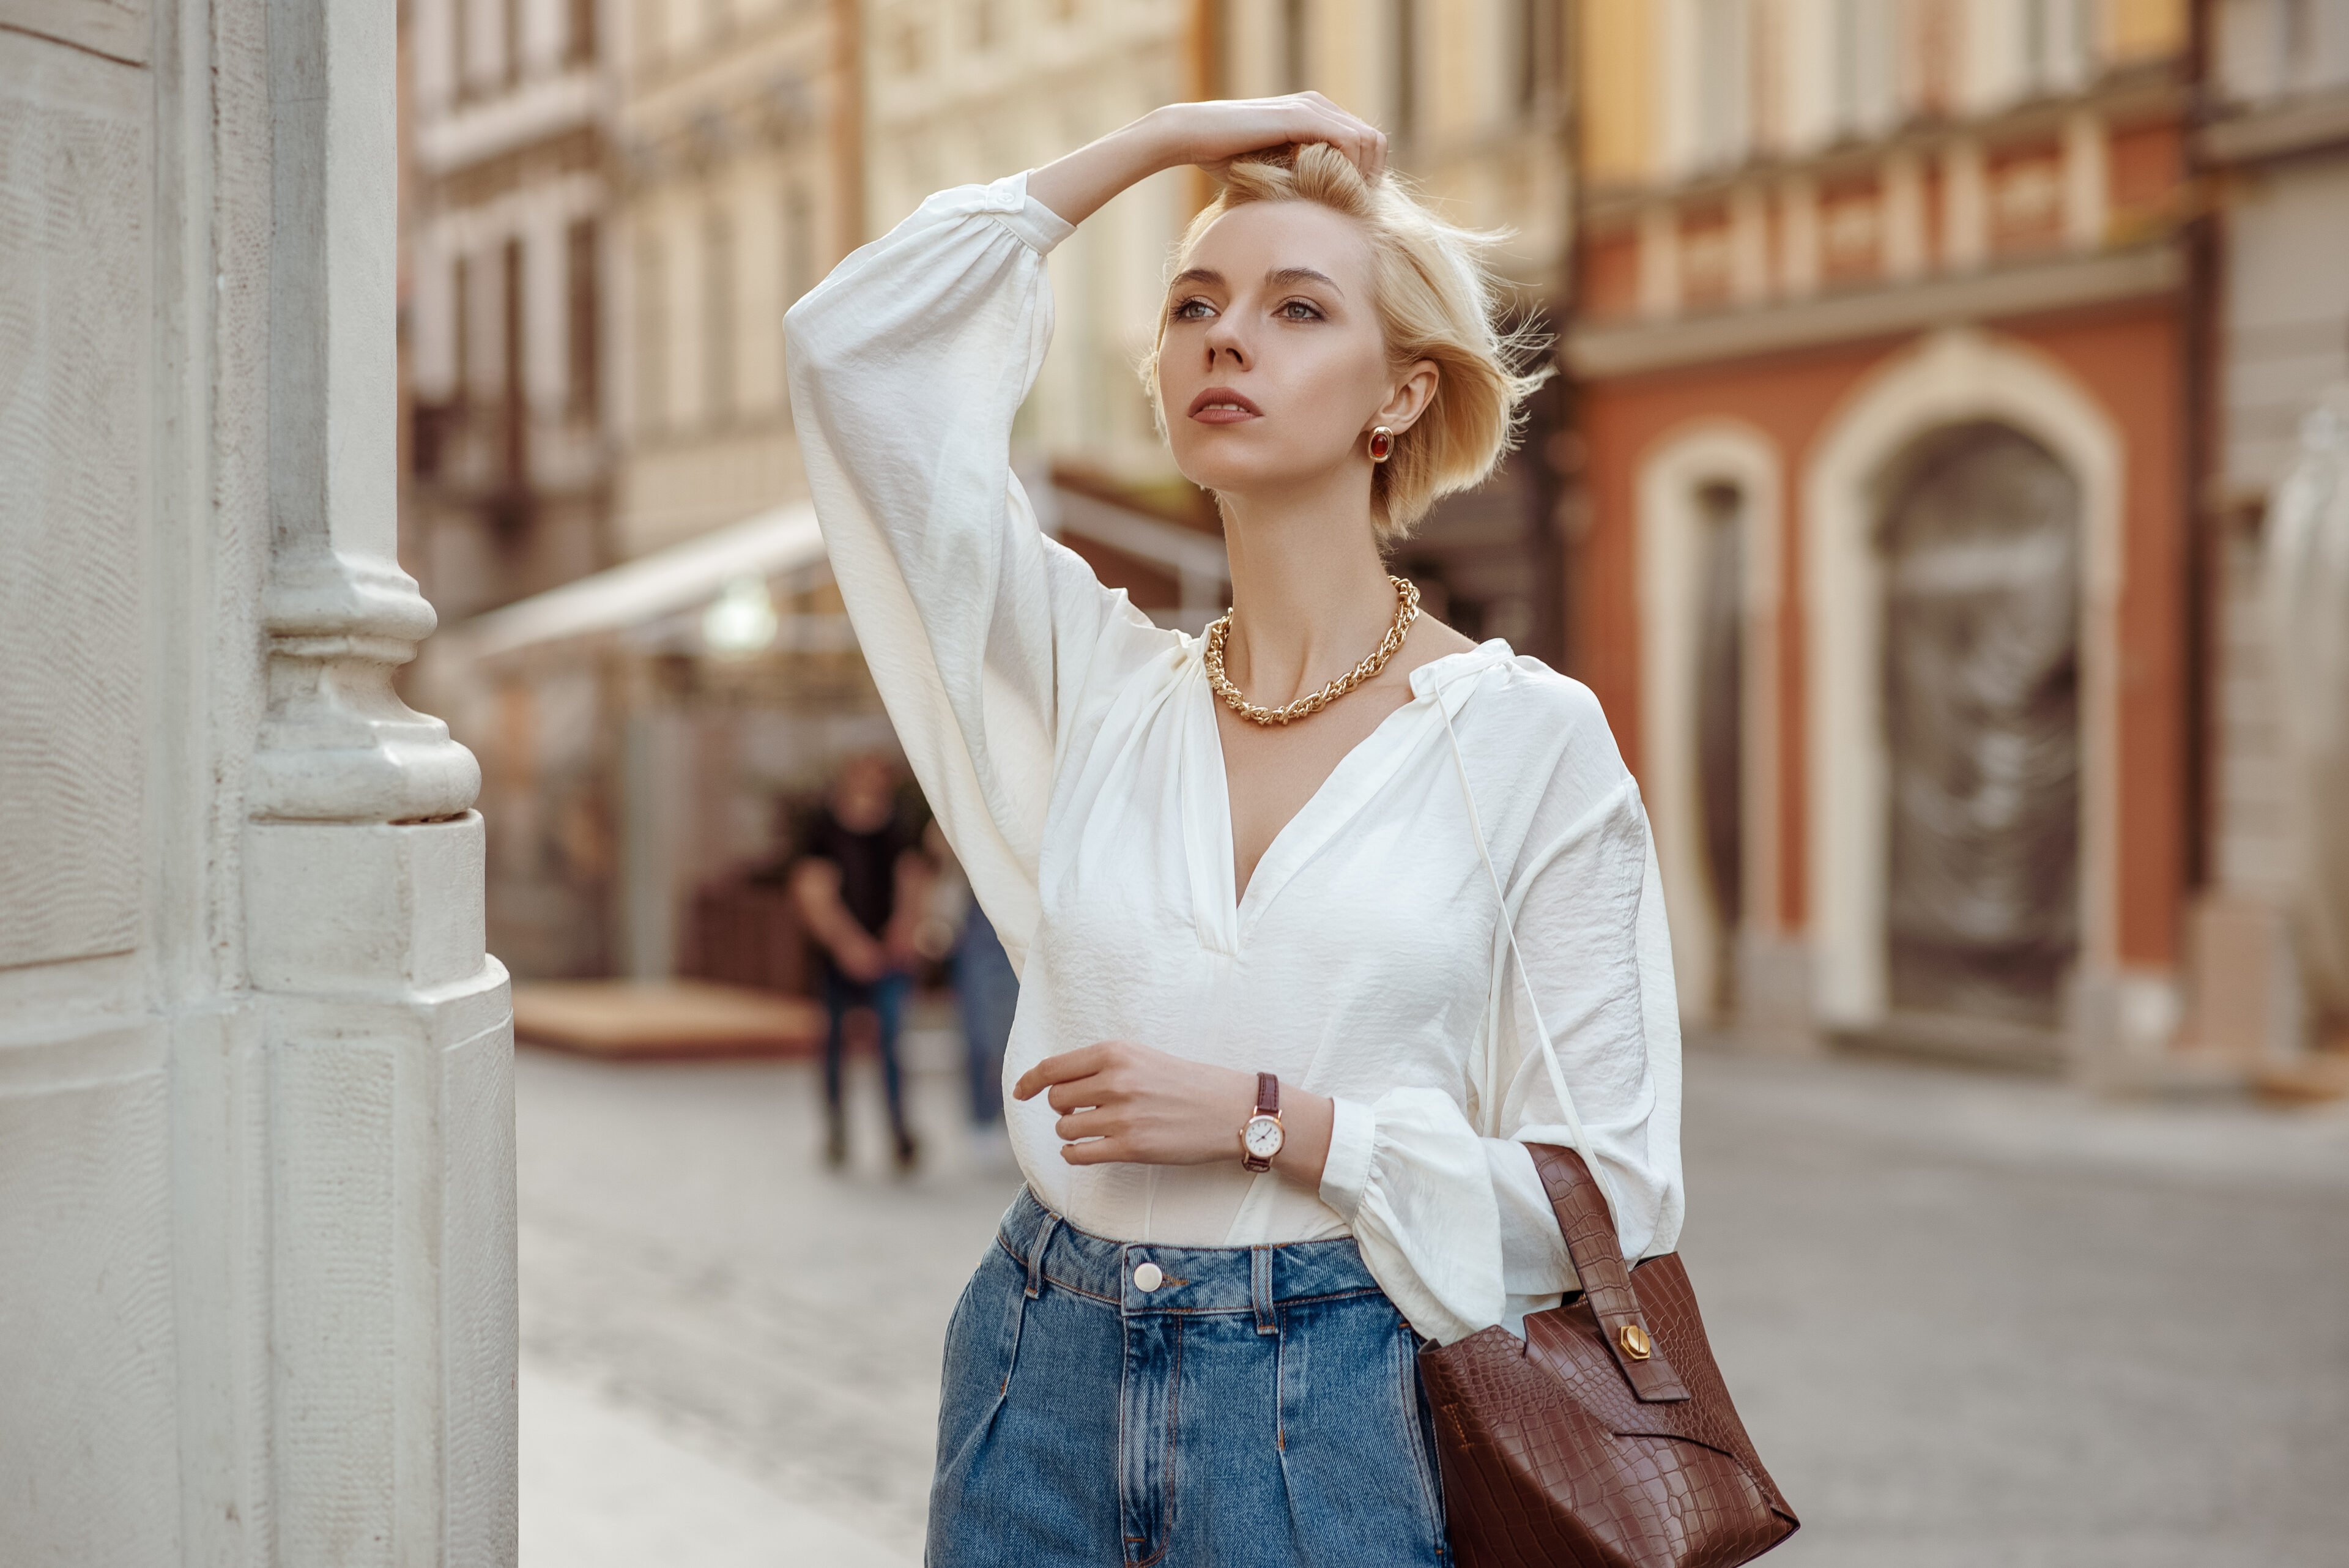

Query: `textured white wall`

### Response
(0, 2, 516, 1563)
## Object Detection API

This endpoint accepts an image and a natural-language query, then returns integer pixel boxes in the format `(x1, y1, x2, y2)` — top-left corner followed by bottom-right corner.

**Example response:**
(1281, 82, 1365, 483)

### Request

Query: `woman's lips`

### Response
(1188, 388, 1262, 424)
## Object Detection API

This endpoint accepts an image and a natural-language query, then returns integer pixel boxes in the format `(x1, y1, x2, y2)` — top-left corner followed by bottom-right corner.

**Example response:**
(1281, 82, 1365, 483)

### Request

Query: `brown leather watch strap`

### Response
(1255, 1072, 1278, 1117)
(1527, 1143, 1691, 1403)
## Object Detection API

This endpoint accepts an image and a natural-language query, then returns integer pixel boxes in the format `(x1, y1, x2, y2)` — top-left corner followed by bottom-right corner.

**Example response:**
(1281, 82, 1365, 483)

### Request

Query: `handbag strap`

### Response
(1440, 702, 1688, 1403)
(1436, 704, 1601, 1176)
(1527, 1143, 1690, 1402)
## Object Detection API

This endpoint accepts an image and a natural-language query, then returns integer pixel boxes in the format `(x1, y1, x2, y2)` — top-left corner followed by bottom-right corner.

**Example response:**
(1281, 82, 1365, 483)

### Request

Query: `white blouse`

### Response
(785, 174, 1684, 1345)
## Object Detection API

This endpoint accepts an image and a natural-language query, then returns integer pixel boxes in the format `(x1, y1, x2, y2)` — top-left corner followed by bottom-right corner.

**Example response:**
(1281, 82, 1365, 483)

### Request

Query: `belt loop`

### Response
(1025, 1211, 1059, 1301)
(1252, 1246, 1276, 1335)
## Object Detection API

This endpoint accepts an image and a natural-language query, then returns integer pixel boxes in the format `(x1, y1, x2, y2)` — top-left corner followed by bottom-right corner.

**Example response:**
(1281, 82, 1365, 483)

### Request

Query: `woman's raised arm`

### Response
(785, 176, 1152, 975)
(784, 99, 1389, 973)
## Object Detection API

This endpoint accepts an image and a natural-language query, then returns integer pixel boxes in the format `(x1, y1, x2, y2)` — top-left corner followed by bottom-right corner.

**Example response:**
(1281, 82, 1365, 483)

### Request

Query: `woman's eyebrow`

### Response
(1266, 267, 1344, 295)
(1170, 267, 1225, 290)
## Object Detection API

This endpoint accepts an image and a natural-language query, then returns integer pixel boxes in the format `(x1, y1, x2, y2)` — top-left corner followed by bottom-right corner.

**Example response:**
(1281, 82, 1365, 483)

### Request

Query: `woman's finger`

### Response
(1045, 1077, 1110, 1115)
(1054, 1105, 1116, 1142)
(1015, 1042, 1115, 1100)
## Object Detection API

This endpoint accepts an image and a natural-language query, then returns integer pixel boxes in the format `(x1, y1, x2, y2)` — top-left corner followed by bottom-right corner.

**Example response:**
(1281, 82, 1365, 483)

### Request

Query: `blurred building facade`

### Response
(401, 0, 616, 623)
(611, 0, 859, 559)
(2195, 0, 2349, 1065)
(1567, 0, 2202, 1072)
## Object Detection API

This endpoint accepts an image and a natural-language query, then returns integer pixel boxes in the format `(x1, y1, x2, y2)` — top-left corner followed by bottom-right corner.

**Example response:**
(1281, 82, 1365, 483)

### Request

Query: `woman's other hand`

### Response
(1028, 95, 1387, 228)
(1014, 1041, 1334, 1184)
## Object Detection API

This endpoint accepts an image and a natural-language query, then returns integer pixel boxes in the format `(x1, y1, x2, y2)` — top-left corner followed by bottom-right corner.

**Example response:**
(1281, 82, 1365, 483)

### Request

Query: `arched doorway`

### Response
(1638, 422, 1784, 1028)
(1803, 328, 2125, 1047)
(1877, 422, 2081, 1031)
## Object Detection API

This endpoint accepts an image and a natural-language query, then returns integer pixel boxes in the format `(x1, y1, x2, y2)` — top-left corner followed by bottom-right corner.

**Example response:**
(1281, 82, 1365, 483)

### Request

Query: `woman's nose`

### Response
(1202, 317, 1248, 368)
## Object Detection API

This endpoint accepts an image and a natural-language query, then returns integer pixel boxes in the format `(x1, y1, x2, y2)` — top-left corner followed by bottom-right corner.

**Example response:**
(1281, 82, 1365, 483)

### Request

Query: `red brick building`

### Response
(1567, 1, 2199, 1071)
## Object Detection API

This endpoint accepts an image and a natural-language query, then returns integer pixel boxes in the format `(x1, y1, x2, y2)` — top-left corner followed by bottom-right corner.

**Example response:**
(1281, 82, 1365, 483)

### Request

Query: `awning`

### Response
(449, 501, 827, 661)
(434, 482, 1228, 663)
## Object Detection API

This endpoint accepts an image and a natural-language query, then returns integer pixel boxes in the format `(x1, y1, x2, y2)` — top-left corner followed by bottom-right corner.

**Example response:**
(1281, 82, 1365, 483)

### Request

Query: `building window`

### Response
(503, 0, 521, 86)
(1910, 0, 1958, 118)
(1283, 0, 1310, 94)
(781, 185, 814, 418)
(636, 238, 666, 432)
(566, 220, 599, 422)
(782, 184, 815, 305)
(704, 212, 734, 425)
(500, 238, 525, 485)
(453, 251, 475, 399)
(1696, 0, 1750, 168)
(568, 0, 597, 65)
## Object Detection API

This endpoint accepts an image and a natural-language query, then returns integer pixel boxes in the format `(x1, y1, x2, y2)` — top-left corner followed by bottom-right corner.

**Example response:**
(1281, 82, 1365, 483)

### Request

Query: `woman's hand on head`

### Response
(1029, 95, 1386, 228)
(1158, 95, 1388, 185)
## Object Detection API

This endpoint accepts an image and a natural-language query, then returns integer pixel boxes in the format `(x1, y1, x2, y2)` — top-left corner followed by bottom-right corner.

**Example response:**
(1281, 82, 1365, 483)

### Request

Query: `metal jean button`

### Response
(1133, 1261, 1163, 1293)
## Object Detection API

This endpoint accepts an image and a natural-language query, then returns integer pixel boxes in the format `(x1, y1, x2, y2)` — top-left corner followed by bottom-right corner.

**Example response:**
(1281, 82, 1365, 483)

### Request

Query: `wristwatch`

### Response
(1240, 1072, 1284, 1172)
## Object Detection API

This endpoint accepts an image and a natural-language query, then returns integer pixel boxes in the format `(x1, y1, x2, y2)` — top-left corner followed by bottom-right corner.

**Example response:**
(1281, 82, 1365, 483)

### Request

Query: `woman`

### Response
(787, 95, 1682, 1568)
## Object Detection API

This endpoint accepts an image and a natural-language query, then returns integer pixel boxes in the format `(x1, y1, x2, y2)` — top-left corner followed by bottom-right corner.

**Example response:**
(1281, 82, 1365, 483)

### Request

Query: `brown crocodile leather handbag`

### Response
(1417, 1145, 1798, 1567)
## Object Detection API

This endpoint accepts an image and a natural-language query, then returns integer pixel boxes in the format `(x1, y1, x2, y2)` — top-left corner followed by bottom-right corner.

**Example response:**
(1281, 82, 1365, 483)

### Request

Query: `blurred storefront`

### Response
(1566, 0, 2203, 1074)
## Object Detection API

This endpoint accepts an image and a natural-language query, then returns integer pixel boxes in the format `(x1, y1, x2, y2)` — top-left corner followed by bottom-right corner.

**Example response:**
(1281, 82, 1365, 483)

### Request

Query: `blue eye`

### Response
(1171, 297, 1214, 321)
(1279, 300, 1323, 321)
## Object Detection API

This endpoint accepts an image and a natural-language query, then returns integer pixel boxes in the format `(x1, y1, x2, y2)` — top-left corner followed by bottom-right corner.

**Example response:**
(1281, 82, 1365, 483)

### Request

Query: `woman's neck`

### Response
(1216, 477, 1400, 704)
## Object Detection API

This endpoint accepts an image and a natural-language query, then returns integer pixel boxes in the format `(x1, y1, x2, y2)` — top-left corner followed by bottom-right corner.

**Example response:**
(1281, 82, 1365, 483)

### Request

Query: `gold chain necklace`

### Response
(1203, 575, 1422, 726)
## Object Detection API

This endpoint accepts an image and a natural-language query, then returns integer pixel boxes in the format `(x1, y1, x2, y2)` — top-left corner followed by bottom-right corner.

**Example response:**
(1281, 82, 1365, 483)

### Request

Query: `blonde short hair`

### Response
(1143, 143, 1549, 540)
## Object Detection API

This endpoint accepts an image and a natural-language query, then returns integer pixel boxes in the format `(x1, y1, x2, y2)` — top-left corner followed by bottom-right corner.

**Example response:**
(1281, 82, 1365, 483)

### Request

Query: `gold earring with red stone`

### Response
(1368, 426, 1395, 463)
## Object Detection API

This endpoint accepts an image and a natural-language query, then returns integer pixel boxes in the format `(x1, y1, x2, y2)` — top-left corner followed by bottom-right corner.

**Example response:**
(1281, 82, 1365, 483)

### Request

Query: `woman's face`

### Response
(1156, 200, 1431, 505)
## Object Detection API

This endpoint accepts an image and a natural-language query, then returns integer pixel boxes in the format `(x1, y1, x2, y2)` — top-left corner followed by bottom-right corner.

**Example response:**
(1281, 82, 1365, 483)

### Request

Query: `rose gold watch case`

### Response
(1241, 1112, 1285, 1171)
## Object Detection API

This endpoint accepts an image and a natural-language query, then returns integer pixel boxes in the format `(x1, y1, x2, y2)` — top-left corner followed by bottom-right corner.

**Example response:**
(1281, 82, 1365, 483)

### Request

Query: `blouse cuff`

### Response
(999, 171, 1076, 255)
(1318, 1094, 1377, 1221)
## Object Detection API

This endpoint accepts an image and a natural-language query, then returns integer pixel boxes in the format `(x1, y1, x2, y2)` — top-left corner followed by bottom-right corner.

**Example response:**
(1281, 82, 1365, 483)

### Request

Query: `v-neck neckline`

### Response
(1178, 639, 1513, 953)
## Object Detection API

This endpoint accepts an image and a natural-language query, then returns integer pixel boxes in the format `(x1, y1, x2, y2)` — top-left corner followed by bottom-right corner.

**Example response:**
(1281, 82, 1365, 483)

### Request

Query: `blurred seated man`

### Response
(790, 754, 932, 1172)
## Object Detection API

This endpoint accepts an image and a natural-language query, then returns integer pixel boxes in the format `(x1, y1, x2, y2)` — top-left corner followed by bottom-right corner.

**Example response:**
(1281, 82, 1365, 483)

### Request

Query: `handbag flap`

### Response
(1527, 1143, 1690, 1403)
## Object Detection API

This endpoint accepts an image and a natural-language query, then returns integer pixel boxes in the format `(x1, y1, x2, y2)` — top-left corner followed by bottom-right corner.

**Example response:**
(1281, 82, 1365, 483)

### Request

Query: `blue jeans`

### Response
(822, 970, 911, 1142)
(951, 911, 1019, 1124)
(928, 1188, 1449, 1567)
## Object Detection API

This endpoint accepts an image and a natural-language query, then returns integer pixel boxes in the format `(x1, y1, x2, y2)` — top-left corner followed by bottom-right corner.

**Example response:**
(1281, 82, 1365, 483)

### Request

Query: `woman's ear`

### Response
(1378, 359, 1440, 434)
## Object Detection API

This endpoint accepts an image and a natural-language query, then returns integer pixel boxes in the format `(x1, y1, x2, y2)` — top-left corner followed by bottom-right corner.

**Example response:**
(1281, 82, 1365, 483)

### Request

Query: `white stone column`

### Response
(0, 1, 515, 1562)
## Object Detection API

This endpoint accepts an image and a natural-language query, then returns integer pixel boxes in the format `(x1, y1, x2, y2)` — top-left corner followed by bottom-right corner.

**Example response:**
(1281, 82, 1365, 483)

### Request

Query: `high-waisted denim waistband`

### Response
(995, 1186, 1387, 1323)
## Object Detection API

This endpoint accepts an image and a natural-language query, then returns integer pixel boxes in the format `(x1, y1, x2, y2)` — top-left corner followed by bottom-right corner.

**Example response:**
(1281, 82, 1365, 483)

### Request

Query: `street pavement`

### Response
(517, 1018, 2349, 1567)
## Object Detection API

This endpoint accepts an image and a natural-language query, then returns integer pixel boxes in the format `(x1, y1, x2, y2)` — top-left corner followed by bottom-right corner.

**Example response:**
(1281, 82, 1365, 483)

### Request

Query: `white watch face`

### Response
(1243, 1114, 1284, 1160)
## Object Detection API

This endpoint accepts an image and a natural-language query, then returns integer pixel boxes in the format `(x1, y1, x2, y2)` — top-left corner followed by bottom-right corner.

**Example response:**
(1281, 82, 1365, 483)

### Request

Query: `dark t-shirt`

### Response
(801, 807, 916, 943)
